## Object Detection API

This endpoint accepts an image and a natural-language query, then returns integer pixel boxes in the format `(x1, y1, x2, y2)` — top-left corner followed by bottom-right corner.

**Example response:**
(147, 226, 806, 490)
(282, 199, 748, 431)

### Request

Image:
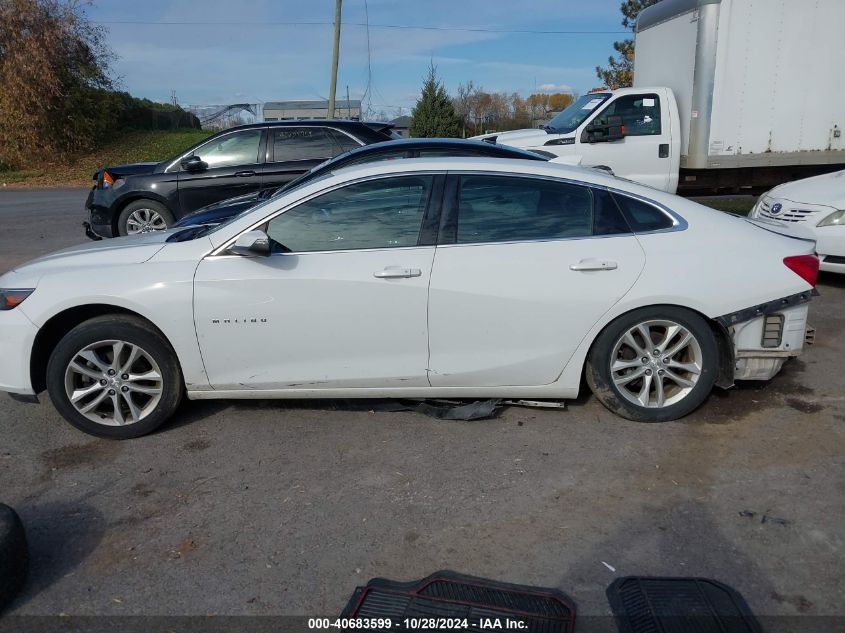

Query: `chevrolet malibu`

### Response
(0, 158, 819, 438)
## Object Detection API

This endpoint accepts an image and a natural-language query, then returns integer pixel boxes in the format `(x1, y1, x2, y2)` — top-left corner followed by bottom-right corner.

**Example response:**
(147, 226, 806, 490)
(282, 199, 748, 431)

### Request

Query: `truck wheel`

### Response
(46, 315, 184, 439)
(0, 504, 28, 613)
(117, 200, 174, 236)
(586, 306, 718, 422)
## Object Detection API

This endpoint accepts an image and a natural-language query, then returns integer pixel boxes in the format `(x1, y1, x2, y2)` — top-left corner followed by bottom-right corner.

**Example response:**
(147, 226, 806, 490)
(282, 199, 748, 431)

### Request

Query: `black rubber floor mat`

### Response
(342, 570, 575, 632)
(607, 577, 762, 633)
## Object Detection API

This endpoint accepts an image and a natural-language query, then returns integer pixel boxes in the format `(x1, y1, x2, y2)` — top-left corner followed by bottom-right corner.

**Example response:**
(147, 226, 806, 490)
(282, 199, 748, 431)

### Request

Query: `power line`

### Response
(92, 20, 627, 35)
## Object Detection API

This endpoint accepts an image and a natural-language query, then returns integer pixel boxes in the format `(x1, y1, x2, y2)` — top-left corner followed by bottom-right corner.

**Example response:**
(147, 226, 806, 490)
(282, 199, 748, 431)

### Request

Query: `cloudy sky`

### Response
(86, 0, 628, 116)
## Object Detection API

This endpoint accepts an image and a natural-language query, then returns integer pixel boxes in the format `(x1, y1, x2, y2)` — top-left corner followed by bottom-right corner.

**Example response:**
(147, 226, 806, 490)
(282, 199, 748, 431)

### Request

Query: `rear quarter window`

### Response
(611, 192, 675, 232)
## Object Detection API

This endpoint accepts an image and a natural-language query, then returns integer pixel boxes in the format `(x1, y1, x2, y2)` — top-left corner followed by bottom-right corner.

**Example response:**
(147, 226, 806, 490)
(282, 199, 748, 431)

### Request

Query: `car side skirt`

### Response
(186, 385, 580, 401)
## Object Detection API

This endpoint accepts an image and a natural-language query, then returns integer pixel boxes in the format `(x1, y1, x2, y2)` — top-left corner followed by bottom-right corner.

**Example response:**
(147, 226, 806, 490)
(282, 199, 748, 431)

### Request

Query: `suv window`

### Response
(593, 94, 661, 136)
(193, 129, 262, 168)
(611, 192, 674, 232)
(272, 127, 350, 162)
(328, 129, 363, 154)
(456, 176, 599, 244)
(266, 175, 432, 252)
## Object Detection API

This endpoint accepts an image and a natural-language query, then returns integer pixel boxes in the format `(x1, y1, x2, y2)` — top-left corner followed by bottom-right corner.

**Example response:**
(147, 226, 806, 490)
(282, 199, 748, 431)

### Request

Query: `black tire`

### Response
(0, 504, 28, 613)
(586, 306, 718, 422)
(46, 315, 184, 439)
(116, 199, 174, 236)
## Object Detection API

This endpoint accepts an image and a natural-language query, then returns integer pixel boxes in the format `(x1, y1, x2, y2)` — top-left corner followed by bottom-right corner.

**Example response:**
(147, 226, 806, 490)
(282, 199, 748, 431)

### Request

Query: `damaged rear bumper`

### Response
(716, 290, 815, 382)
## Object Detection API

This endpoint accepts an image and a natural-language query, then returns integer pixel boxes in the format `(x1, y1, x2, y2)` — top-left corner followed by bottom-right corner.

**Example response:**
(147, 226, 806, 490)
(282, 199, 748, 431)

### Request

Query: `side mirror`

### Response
(228, 230, 271, 257)
(180, 155, 207, 172)
(582, 115, 626, 144)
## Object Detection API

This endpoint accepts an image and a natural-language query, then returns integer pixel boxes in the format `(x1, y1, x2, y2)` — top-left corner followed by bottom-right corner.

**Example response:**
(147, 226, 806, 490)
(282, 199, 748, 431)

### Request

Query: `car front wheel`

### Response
(586, 306, 718, 422)
(46, 316, 183, 439)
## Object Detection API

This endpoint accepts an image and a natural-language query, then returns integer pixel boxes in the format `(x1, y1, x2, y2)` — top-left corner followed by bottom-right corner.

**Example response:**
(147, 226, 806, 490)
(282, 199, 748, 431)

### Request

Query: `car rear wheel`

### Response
(117, 200, 174, 236)
(586, 306, 718, 422)
(46, 316, 183, 439)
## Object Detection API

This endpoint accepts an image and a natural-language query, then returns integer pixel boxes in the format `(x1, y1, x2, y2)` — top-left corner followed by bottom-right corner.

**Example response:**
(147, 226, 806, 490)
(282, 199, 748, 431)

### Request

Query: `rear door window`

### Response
(272, 127, 342, 163)
(451, 176, 632, 244)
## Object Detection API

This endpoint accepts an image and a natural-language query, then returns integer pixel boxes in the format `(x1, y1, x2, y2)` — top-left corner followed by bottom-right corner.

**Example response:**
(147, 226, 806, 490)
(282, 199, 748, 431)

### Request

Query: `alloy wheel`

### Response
(63, 340, 163, 426)
(609, 319, 703, 409)
(125, 208, 167, 234)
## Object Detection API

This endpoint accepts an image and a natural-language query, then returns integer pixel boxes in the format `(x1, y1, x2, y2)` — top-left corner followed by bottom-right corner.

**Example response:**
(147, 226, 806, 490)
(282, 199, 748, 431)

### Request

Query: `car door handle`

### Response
(373, 266, 422, 279)
(234, 170, 256, 177)
(569, 259, 618, 271)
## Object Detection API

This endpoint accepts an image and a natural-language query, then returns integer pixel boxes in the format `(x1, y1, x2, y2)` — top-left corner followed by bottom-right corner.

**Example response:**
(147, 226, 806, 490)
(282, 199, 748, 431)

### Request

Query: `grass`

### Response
(0, 128, 211, 188)
(691, 195, 757, 216)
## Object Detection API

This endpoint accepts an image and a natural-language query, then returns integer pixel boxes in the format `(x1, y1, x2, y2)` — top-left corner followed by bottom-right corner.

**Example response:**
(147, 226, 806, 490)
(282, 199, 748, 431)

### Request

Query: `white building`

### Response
(263, 100, 361, 121)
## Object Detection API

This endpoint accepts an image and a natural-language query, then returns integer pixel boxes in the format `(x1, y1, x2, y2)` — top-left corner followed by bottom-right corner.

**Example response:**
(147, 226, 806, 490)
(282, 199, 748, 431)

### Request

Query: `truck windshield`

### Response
(546, 93, 611, 134)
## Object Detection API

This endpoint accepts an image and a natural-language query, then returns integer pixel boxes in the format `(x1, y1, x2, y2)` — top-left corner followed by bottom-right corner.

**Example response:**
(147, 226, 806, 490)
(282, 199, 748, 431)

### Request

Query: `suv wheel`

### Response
(117, 200, 174, 236)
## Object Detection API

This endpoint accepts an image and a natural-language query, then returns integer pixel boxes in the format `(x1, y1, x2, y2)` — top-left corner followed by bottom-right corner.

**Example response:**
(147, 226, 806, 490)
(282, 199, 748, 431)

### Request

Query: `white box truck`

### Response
(473, 0, 844, 194)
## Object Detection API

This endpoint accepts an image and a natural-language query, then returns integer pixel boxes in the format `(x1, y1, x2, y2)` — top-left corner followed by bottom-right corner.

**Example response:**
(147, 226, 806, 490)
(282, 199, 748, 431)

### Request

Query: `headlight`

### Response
(101, 171, 125, 189)
(544, 138, 575, 146)
(818, 210, 845, 227)
(0, 288, 35, 310)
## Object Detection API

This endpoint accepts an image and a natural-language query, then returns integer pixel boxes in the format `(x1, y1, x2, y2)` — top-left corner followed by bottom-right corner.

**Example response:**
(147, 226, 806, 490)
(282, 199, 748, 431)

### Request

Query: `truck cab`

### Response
(473, 87, 681, 193)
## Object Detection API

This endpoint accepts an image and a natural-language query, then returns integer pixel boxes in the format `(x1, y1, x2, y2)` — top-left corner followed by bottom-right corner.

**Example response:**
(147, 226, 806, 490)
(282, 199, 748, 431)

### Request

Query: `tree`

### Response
(409, 63, 462, 138)
(547, 92, 575, 112)
(595, 0, 659, 89)
(0, 0, 114, 168)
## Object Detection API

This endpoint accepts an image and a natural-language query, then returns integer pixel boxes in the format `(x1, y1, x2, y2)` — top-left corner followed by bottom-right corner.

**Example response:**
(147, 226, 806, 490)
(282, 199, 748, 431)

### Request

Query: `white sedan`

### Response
(749, 169, 845, 274)
(0, 158, 819, 438)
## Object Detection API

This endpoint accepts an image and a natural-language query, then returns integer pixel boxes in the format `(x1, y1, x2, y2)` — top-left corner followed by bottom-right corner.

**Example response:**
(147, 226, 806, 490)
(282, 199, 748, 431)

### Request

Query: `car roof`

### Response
(214, 119, 394, 133)
(328, 156, 617, 186)
(331, 137, 548, 158)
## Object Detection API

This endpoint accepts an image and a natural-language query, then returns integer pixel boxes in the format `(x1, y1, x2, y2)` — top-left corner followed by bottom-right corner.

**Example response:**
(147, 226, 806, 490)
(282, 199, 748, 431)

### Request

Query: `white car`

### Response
(0, 158, 819, 438)
(749, 169, 845, 274)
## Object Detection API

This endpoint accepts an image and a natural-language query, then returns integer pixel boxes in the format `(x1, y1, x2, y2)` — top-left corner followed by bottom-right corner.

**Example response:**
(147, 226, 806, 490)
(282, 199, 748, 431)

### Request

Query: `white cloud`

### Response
(538, 83, 575, 93)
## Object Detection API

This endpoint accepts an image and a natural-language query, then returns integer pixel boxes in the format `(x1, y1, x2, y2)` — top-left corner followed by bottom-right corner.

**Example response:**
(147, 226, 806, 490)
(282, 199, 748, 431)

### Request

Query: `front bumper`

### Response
(0, 307, 39, 396)
(819, 255, 845, 274)
(85, 186, 116, 239)
(83, 221, 104, 241)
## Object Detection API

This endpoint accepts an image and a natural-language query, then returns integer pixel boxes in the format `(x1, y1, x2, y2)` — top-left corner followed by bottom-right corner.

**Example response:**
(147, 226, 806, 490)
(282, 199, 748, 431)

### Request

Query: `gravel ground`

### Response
(0, 188, 843, 626)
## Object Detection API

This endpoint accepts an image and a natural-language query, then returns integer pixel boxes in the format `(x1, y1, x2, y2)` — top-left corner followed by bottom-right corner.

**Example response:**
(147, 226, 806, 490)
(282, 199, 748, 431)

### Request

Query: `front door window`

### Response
(265, 176, 432, 252)
(193, 129, 262, 168)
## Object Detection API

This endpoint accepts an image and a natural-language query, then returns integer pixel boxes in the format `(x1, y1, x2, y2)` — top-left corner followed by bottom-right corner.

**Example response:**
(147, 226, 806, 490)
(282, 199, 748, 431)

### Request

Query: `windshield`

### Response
(197, 172, 335, 238)
(546, 93, 611, 134)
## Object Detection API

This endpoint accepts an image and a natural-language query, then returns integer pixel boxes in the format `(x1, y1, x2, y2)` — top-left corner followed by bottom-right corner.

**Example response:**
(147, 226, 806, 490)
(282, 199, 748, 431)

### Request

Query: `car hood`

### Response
(4, 232, 170, 286)
(769, 169, 845, 209)
(471, 128, 560, 148)
(103, 161, 160, 177)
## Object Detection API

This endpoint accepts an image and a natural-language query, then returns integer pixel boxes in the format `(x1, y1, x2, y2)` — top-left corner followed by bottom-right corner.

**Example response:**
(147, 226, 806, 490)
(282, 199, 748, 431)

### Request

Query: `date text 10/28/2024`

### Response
(308, 617, 529, 630)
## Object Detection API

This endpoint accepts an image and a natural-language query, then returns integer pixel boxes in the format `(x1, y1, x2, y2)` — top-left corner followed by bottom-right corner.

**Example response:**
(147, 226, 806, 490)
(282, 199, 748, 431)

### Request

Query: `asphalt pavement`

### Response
(0, 188, 843, 625)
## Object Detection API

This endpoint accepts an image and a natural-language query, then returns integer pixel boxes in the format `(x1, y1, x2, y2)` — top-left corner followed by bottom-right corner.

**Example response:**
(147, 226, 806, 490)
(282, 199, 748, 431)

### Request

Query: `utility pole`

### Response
(346, 85, 350, 119)
(327, 0, 342, 119)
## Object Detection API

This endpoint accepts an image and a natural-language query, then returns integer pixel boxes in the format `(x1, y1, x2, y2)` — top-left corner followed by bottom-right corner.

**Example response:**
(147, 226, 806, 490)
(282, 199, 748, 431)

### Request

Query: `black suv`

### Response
(84, 120, 396, 238)
(171, 138, 550, 231)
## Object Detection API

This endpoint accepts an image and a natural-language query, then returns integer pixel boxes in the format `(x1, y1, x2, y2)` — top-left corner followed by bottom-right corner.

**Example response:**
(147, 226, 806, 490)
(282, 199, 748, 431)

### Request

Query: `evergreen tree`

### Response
(409, 63, 462, 138)
(595, 0, 659, 89)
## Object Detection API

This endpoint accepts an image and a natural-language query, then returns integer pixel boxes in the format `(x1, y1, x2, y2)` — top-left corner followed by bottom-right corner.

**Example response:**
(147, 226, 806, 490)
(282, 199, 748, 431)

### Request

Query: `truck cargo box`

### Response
(634, 0, 844, 172)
